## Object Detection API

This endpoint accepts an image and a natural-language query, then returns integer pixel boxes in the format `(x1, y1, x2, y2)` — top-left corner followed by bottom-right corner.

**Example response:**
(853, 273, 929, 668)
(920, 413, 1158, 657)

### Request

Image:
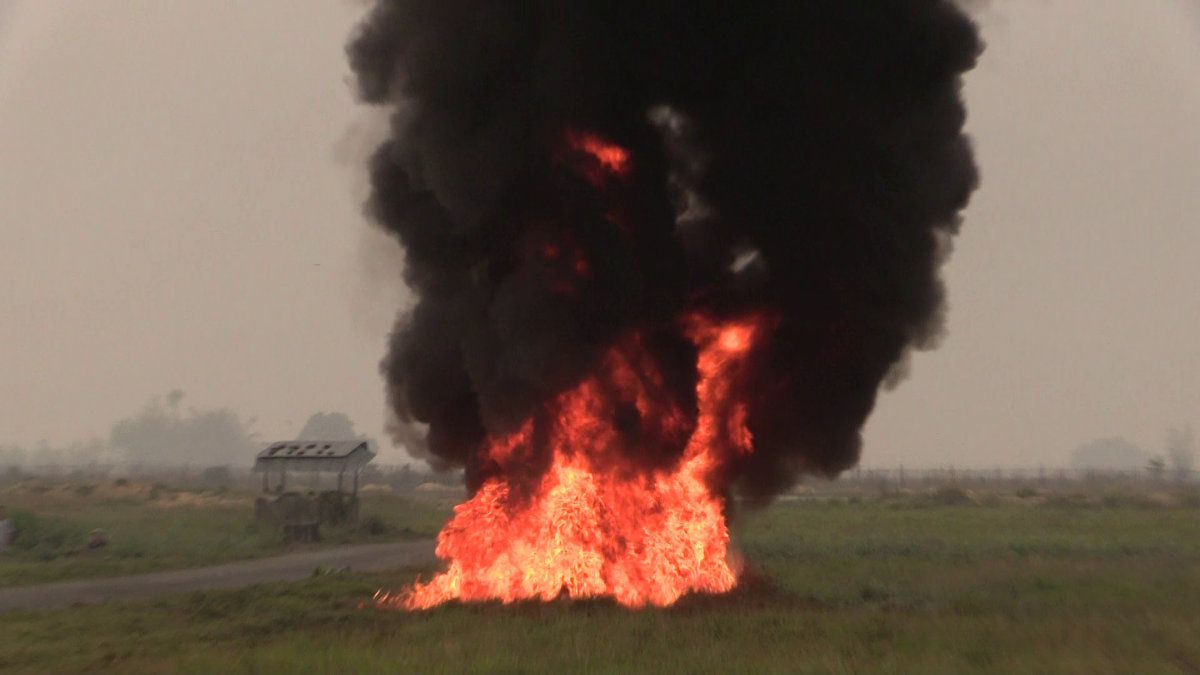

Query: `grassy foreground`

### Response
(0, 480, 450, 586)
(2, 496, 1199, 673)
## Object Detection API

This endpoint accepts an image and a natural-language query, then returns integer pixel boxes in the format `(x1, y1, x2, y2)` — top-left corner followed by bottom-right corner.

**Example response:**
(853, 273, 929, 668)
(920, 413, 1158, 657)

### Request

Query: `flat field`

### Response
(3, 489, 1200, 674)
(0, 479, 449, 586)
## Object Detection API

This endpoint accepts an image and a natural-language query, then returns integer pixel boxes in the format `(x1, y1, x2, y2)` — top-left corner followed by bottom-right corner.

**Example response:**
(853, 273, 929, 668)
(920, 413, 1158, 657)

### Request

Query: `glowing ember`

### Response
(377, 315, 769, 609)
(564, 130, 632, 181)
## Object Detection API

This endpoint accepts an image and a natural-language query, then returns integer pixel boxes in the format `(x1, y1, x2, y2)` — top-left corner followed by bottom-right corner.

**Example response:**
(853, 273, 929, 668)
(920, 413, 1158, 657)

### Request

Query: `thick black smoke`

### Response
(348, 1, 982, 499)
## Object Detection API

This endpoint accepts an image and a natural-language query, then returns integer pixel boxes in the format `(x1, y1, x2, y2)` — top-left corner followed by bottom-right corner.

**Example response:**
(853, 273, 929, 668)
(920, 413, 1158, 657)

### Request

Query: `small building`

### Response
(252, 440, 376, 541)
(254, 440, 375, 493)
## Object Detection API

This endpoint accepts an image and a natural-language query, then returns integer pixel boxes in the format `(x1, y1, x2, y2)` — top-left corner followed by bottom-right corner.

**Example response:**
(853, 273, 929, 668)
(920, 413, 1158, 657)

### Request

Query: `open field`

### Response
(2, 491, 1199, 674)
(0, 541, 436, 611)
(0, 479, 451, 586)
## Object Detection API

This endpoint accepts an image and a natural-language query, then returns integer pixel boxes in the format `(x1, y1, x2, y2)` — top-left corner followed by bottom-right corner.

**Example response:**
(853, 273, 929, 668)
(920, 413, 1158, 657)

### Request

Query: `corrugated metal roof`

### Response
(253, 440, 375, 473)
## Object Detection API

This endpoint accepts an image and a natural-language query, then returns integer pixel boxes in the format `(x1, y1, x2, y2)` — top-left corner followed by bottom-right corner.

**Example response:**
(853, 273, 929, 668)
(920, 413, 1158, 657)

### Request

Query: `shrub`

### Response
(363, 515, 388, 536)
(148, 482, 171, 501)
(201, 466, 234, 487)
(1015, 486, 1038, 499)
(317, 492, 357, 527)
(7, 510, 87, 561)
(930, 486, 972, 506)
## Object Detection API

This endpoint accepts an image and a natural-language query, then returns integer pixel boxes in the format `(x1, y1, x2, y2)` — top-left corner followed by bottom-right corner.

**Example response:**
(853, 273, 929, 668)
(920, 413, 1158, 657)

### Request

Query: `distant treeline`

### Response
(0, 462, 463, 493)
(0, 391, 424, 469)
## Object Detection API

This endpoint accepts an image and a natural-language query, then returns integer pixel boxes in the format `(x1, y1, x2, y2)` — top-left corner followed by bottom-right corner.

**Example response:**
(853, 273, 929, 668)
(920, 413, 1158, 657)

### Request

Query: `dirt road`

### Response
(0, 540, 437, 612)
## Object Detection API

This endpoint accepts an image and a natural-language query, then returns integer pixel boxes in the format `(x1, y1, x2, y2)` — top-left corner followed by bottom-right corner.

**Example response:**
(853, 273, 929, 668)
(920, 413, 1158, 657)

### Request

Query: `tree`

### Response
(1147, 456, 1166, 482)
(0, 445, 26, 467)
(109, 391, 259, 466)
(1070, 437, 1148, 471)
(296, 412, 363, 440)
(1167, 426, 1195, 482)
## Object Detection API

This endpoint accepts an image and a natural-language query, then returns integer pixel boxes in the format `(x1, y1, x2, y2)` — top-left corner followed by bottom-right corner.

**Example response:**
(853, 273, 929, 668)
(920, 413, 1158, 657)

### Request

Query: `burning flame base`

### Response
(376, 315, 767, 610)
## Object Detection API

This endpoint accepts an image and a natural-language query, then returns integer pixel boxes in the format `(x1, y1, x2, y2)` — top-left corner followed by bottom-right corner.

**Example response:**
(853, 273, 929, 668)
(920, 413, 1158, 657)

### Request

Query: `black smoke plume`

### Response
(348, 0, 982, 500)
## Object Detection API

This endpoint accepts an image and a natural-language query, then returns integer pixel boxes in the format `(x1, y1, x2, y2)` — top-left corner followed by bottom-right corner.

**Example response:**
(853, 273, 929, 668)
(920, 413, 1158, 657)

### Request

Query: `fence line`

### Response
(842, 466, 1197, 483)
(1, 463, 1192, 485)
(0, 462, 466, 491)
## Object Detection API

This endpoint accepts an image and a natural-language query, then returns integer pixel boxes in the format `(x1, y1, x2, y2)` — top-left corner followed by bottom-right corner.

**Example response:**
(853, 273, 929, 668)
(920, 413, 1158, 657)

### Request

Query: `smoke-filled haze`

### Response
(348, 0, 981, 498)
(0, 0, 1198, 467)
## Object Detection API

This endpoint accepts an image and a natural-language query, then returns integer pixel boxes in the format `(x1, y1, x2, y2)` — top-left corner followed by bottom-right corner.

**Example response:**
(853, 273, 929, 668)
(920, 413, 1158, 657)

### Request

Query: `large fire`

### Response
(377, 314, 767, 609)
(353, 0, 982, 611)
(375, 131, 769, 610)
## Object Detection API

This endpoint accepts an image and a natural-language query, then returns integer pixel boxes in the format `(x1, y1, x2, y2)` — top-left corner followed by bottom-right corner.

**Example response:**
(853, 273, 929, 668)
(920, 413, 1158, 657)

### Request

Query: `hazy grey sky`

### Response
(1, 1, 1198, 467)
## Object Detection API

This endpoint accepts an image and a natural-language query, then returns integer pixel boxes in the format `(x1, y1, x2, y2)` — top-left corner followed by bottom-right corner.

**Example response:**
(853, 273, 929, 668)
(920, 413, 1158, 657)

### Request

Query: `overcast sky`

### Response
(1, 0, 1198, 467)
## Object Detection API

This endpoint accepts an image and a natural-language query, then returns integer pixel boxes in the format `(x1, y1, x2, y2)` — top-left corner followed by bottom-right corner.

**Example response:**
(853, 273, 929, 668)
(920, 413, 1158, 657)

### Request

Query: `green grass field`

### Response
(2, 494, 1199, 674)
(0, 480, 450, 586)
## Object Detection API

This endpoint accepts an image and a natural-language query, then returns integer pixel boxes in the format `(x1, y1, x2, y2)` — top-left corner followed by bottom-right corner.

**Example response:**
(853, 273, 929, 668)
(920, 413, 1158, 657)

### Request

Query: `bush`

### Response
(317, 492, 357, 527)
(201, 466, 234, 486)
(6, 510, 88, 561)
(1015, 486, 1038, 499)
(148, 482, 170, 501)
(929, 486, 973, 506)
(363, 515, 388, 536)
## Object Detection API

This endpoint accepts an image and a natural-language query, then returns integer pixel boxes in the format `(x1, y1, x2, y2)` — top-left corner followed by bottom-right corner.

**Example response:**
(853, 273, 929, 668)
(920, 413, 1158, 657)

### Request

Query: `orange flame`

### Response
(376, 314, 769, 610)
(564, 130, 632, 182)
